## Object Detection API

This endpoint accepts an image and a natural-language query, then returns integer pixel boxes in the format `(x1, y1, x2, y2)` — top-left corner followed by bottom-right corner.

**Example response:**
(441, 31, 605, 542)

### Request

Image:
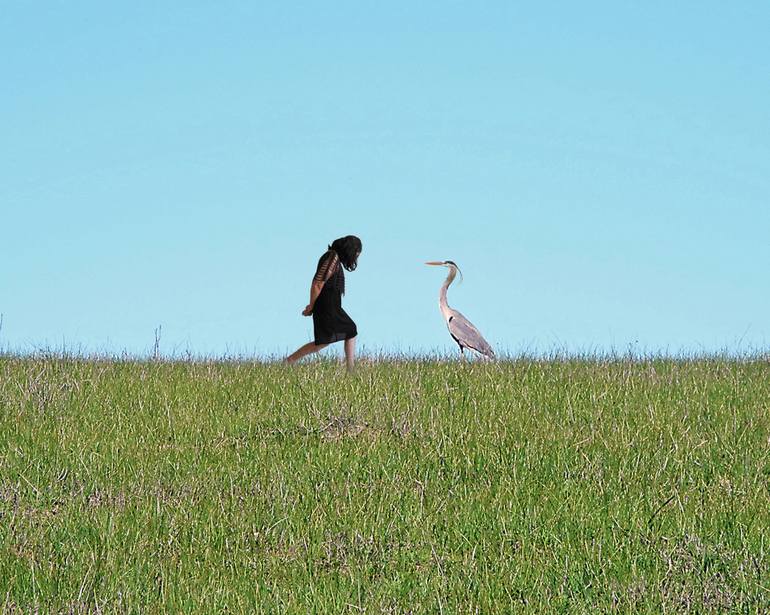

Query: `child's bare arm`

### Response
(302, 280, 325, 316)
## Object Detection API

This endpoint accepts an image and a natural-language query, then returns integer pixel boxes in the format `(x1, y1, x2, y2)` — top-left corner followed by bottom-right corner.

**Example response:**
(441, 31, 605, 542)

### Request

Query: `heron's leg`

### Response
(460, 346, 466, 362)
(344, 336, 357, 373)
(285, 342, 328, 364)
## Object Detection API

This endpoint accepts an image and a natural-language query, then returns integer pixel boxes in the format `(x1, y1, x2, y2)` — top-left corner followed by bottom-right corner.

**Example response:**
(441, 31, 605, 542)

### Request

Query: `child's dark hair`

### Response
(329, 235, 362, 271)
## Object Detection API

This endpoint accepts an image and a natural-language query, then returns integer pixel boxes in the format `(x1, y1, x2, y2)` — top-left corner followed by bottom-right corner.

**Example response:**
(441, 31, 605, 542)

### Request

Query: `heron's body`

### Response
(428, 261, 495, 359)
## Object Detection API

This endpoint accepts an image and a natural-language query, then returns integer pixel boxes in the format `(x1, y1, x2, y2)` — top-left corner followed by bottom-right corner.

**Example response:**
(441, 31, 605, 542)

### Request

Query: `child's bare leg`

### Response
(344, 336, 356, 373)
(285, 342, 328, 364)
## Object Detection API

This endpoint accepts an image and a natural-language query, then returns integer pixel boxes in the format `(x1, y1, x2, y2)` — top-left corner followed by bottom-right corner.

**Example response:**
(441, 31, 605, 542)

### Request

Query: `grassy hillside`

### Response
(2, 356, 769, 613)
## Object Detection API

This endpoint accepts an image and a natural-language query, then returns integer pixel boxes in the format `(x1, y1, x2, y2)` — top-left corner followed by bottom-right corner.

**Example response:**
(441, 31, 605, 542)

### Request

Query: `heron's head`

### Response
(425, 260, 463, 282)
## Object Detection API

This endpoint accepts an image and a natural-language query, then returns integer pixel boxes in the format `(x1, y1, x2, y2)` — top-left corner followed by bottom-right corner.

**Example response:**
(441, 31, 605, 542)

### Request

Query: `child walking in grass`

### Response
(285, 235, 362, 372)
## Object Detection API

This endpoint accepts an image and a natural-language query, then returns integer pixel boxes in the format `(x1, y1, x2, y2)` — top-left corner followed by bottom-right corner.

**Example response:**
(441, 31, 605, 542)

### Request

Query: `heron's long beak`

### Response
(425, 261, 444, 266)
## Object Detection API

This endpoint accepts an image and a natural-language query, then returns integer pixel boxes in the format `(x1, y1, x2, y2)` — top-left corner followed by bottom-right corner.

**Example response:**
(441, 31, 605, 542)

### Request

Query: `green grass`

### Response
(2, 355, 769, 613)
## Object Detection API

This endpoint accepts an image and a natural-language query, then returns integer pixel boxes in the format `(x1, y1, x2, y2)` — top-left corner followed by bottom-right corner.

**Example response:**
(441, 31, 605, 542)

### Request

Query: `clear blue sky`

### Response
(2, 2, 768, 358)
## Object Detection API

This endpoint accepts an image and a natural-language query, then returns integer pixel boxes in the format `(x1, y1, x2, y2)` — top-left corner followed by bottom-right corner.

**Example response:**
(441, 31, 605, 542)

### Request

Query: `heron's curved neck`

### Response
(439, 268, 456, 321)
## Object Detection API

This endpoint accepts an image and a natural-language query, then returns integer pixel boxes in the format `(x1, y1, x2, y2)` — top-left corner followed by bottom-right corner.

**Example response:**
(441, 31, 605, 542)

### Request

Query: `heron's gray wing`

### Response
(447, 312, 495, 358)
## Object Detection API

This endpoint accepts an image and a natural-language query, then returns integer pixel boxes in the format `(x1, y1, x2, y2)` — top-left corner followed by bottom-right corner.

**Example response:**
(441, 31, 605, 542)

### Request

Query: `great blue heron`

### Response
(426, 261, 495, 359)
